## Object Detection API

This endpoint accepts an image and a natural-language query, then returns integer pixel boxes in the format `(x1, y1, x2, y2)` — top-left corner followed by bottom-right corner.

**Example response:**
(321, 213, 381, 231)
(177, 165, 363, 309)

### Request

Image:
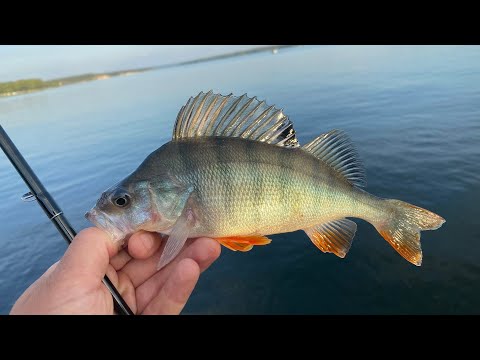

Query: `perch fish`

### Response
(86, 91, 445, 269)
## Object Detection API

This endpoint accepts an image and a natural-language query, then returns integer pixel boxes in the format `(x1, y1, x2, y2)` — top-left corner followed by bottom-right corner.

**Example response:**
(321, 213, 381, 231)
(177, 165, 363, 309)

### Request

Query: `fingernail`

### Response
(140, 232, 155, 250)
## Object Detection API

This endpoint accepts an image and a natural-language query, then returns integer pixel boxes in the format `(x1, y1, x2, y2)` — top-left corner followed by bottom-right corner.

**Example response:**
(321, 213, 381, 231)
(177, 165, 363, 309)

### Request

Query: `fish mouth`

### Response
(85, 208, 128, 243)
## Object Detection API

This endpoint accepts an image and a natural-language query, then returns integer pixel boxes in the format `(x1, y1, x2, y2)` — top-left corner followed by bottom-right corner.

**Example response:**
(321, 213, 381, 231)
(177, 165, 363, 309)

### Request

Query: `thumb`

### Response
(57, 227, 120, 279)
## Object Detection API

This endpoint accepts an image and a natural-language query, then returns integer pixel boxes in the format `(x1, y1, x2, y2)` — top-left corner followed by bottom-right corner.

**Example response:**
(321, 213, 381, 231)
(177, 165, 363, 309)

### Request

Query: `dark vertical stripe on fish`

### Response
(278, 143, 290, 216)
(219, 138, 236, 228)
(310, 149, 324, 208)
(246, 138, 261, 229)
(176, 141, 190, 177)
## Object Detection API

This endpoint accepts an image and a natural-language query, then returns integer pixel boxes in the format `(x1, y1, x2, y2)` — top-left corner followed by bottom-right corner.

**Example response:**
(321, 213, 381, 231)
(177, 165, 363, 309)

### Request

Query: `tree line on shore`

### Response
(0, 74, 100, 95)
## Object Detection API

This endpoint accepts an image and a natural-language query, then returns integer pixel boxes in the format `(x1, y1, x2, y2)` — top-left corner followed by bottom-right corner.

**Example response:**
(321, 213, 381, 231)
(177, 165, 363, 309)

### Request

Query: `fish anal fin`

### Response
(216, 235, 272, 252)
(304, 218, 357, 258)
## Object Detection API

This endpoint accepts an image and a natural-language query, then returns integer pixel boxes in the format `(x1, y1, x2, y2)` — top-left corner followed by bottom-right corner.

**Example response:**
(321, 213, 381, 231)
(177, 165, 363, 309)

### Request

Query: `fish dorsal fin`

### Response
(172, 90, 300, 147)
(303, 129, 367, 188)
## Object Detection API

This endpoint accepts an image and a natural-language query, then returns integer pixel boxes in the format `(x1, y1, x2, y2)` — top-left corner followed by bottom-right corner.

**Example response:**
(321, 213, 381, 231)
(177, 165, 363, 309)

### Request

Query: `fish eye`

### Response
(112, 193, 130, 208)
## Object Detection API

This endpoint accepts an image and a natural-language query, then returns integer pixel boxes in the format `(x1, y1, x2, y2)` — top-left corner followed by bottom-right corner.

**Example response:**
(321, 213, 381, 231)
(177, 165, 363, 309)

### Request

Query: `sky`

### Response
(0, 45, 266, 82)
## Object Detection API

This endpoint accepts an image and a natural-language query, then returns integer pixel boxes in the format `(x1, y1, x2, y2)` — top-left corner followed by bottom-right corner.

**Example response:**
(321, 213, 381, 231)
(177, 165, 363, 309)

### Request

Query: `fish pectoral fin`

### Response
(156, 201, 196, 270)
(304, 218, 357, 258)
(216, 235, 272, 252)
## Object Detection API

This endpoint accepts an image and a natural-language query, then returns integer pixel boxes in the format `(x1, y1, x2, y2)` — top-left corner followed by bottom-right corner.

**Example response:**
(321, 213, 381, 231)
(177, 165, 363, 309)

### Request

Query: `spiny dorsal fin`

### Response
(172, 90, 299, 147)
(303, 129, 366, 188)
(304, 218, 357, 258)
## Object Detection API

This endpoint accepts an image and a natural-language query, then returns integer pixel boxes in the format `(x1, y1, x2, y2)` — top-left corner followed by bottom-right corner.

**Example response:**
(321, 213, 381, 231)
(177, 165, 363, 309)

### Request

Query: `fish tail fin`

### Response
(374, 199, 445, 266)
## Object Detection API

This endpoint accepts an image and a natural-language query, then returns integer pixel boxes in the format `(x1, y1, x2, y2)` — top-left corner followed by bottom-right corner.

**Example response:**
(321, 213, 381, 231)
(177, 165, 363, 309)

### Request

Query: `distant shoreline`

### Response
(0, 45, 298, 98)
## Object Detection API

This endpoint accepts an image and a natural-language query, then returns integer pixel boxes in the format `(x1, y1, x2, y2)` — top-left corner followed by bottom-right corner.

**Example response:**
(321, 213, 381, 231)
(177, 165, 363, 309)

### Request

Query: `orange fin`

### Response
(216, 235, 272, 252)
(304, 218, 357, 258)
(217, 240, 254, 252)
(374, 199, 445, 266)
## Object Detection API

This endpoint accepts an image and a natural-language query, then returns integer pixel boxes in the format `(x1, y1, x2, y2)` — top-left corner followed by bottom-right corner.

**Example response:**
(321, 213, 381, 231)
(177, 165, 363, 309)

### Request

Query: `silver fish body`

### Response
(86, 91, 445, 269)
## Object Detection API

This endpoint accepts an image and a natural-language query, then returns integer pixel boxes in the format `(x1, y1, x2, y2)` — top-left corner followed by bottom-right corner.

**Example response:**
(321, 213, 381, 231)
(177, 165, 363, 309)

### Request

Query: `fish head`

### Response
(85, 142, 190, 243)
(85, 170, 187, 243)
(85, 178, 168, 243)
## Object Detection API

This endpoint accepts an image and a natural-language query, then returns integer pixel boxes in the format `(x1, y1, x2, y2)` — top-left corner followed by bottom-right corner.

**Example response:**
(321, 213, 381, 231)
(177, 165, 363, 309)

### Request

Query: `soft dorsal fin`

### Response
(172, 90, 299, 147)
(303, 129, 367, 188)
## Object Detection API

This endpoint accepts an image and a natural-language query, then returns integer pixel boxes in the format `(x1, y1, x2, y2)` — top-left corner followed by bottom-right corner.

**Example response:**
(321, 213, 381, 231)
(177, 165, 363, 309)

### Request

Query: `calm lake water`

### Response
(1, 45, 479, 314)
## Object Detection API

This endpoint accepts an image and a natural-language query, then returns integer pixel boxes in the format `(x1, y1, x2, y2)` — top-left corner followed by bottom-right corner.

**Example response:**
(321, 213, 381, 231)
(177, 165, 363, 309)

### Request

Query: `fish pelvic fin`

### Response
(216, 235, 272, 252)
(374, 199, 445, 266)
(172, 91, 299, 148)
(304, 218, 357, 258)
(302, 129, 366, 188)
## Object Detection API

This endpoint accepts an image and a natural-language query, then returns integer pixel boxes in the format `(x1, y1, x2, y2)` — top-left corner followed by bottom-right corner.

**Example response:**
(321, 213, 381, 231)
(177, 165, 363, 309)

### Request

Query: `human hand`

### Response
(10, 227, 221, 315)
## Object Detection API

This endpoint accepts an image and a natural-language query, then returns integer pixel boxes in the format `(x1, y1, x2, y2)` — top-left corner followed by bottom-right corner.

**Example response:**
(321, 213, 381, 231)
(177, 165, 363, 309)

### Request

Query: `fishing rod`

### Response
(0, 125, 134, 315)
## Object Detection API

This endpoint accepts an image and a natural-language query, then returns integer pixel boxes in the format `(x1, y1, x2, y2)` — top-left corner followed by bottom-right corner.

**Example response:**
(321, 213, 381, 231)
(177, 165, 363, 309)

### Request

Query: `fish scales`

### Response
(139, 137, 357, 237)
